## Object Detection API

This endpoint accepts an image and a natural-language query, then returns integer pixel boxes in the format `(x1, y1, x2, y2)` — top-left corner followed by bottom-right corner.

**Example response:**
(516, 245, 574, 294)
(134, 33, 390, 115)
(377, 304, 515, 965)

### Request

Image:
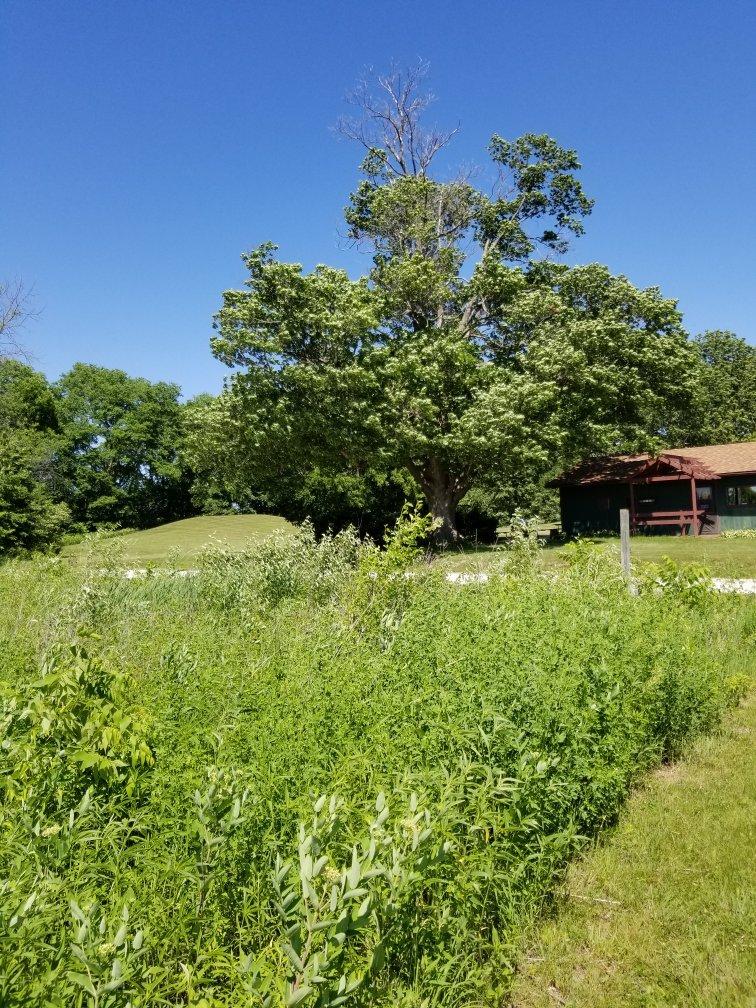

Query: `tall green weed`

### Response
(0, 533, 752, 1006)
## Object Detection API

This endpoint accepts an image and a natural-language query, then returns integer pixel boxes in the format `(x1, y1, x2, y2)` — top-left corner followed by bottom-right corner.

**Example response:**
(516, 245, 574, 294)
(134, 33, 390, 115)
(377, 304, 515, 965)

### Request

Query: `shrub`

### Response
(0, 540, 752, 1006)
(197, 519, 364, 611)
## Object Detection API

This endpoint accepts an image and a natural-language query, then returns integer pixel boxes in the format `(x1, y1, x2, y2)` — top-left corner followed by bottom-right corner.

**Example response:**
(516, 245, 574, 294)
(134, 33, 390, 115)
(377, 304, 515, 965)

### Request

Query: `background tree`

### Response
(212, 66, 698, 541)
(0, 359, 69, 554)
(0, 358, 59, 431)
(680, 331, 756, 445)
(181, 393, 264, 515)
(183, 392, 416, 538)
(55, 364, 192, 529)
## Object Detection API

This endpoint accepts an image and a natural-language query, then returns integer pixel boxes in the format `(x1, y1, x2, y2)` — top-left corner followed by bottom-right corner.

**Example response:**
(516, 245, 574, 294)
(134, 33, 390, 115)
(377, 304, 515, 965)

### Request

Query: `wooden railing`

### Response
(631, 508, 708, 533)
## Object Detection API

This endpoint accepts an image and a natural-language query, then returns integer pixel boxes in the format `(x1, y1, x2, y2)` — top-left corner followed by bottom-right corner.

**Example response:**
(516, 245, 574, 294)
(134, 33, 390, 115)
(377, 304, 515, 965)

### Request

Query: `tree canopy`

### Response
(54, 364, 192, 529)
(211, 66, 699, 540)
(0, 359, 68, 554)
(1, 70, 752, 555)
(682, 331, 756, 445)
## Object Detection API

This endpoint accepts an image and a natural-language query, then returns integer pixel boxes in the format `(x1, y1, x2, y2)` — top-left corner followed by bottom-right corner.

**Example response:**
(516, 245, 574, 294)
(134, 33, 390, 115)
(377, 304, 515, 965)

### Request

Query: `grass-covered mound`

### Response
(1, 524, 753, 1006)
(62, 513, 296, 568)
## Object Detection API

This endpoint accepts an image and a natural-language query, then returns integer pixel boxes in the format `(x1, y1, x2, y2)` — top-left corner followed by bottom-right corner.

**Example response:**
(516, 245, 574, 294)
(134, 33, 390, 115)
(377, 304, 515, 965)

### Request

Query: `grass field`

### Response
(63, 514, 296, 567)
(511, 693, 756, 1007)
(437, 535, 756, 579)
(62, 516, 756, 579)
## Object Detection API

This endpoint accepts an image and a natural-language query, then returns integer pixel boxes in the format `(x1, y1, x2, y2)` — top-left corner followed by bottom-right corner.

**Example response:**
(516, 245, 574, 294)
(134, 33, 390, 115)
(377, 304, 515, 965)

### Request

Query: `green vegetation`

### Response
(437, 534, 756, 579)
(511, 694, 756, 1007)
(60, 521, 756, 577)
(3, 72, 756, 554)
(590, 535, 756, 577)
(203, 66, 704, 544)
(682, 330, 756, 445)
(1, 524, 753, 1006)
(63, 514, 296, 568)
(2, 61, 754, 1008)
(54, 363, 192, 529)
(0, 358, 69, 553)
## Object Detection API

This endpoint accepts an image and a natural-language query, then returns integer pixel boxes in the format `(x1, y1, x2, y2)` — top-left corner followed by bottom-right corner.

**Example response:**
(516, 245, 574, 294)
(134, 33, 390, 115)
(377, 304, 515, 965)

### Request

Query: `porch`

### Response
(627, 456, 719, 536)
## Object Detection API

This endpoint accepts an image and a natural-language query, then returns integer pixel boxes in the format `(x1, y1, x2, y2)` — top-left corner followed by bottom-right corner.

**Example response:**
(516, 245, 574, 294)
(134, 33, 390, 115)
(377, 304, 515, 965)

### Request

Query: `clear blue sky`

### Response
(2, 0, 755, 398)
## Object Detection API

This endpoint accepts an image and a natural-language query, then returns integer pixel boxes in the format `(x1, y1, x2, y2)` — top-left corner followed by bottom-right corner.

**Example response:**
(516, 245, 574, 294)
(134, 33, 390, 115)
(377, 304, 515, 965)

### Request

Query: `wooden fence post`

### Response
(620, 508, 631, 581)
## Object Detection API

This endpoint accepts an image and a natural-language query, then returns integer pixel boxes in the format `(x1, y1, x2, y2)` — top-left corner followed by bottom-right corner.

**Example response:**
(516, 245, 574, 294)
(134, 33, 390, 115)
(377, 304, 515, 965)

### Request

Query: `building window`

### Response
(727, 485, 756, 507)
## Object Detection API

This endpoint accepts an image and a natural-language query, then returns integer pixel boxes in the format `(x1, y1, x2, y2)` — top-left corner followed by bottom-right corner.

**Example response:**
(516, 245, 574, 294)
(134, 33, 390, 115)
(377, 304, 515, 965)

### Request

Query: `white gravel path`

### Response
(117, 567, 756, 594)
(711, 577, 756, 595)
(444, 571, 756, 594)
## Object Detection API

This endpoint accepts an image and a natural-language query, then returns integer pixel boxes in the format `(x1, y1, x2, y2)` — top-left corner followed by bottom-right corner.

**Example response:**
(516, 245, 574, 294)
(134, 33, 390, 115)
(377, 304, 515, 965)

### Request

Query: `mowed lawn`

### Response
(437, 535, 756, 579)
(511, 693, 756, 1007)
(64, 514, 296, 568)
(61, 518, 756, 576)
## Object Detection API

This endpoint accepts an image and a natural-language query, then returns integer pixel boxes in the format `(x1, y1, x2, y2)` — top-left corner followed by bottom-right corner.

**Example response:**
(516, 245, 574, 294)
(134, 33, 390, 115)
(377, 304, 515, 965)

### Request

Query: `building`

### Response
(551, 442, 756, 537)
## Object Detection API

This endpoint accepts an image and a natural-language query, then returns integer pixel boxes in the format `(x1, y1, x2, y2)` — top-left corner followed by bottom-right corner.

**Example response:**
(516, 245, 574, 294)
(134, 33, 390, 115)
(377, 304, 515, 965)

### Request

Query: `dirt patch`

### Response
(652, 762, 684, 784)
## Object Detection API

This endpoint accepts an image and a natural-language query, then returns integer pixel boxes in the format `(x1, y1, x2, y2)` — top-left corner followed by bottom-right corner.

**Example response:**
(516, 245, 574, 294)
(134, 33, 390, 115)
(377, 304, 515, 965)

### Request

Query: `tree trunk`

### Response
(428, 490, 458, 544)
(419, 458, 462, 545)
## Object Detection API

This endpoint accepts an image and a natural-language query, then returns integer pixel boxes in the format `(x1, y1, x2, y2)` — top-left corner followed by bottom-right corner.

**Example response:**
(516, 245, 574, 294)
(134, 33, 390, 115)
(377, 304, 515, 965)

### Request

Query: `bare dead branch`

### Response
(336, 61, 457, 177)
(0, 278, 38, 361)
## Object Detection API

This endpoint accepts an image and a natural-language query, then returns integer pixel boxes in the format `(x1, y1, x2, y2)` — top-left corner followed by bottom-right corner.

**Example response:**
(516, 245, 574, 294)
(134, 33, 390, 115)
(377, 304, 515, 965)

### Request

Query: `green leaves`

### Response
(208, 103, 600, 540)
(54, 362, 192, 530)
(66, 901, 146, 1003)
(681, 331, 756, 445)
(0, 543, 749, 1004)
(269, 788, 447, 1008)
(206, 105, 700, 542)
(0, 426, 70, 555)
(212, 247, 379, 371)
(484, 133, 593, 255)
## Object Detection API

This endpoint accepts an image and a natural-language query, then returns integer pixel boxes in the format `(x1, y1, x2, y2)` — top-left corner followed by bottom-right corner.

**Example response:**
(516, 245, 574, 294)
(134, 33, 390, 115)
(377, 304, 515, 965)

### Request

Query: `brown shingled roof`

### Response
(551, 441, 756, 486)
(665, 441, 756, 476)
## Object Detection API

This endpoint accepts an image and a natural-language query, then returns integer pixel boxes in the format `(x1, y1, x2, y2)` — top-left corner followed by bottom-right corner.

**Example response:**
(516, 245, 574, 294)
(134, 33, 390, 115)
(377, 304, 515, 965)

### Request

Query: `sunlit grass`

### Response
(2, 532, 753, 1005)
(62, 513, 296, 568)
(511, 693, 756, 1008)
(436, 534, 756, 579)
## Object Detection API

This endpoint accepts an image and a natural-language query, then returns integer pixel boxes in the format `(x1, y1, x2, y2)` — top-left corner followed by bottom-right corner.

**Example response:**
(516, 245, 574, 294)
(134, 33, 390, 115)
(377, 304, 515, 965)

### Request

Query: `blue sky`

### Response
(2, 0, 755, 398)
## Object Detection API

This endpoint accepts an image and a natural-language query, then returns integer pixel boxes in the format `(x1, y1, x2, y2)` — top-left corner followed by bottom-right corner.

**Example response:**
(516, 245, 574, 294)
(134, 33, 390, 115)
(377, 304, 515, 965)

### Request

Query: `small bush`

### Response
(198, 519, 364, 611)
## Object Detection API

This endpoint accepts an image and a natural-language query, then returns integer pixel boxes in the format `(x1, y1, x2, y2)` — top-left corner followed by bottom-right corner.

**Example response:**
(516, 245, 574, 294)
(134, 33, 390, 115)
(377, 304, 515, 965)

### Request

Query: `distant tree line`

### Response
(0, 359, 418, 554)
(0, 327, 754, 556)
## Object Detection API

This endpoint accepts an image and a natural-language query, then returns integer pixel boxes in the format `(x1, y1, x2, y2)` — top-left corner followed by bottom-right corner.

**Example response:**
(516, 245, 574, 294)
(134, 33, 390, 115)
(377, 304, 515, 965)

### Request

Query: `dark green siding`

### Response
(560, 482, 697, 536)
(561, 474, 756, 535)
(560, 484, 630, 536)
(716, 476, 756, 530)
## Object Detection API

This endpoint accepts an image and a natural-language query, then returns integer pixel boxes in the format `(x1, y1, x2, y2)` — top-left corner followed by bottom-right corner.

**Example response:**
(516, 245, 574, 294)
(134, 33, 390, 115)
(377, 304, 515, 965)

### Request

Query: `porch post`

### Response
(690, 476, 699, 535)
(628, 480, 636, 533)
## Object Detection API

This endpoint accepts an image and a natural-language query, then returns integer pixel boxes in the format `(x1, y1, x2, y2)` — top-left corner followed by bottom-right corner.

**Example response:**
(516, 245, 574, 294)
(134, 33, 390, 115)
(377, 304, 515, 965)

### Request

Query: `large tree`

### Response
(55, 364, 192, 528)
(182, 392, 415, 538)
(0, 359, 69, 554)
(681, 331, 756, 445)
(212, 66, 698, 540)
